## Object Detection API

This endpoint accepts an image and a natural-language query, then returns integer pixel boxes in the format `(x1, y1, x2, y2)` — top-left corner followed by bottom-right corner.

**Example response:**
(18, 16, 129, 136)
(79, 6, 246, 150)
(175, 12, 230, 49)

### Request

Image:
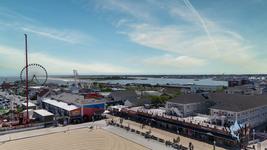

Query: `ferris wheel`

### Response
(20, 63, 48, 86)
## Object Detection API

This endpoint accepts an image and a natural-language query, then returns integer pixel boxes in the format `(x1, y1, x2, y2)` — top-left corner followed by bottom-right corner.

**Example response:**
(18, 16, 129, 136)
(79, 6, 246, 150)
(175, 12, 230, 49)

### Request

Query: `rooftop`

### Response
(126, 96, 152, 106)
(167, 93, 267, 112)
(209, 93, 267, 112)
(43, 98, 78, 111)
(167, 94, 207, 104)
(225, 85, 255, 91)
(34, 109, 54, 116)
(22, 102, 36, 107)
(51, 93, 105, 105)
(109, 90, 138, 101)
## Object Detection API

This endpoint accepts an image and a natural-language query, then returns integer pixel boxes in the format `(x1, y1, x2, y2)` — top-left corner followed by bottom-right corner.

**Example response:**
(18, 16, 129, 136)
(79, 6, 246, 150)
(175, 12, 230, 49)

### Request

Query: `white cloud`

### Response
(144, 55, 206, 68)
(102, 0, 267, 73)
(125, 23, 267, 72)
(0, 8, 93, 45)
(124, 23, 217, 57)
(169, 4, 199, 25)
(21, 27, 92, 44)
(94, 0, 153, 21)
(0, 7, 36, 23)
(0, 45, 134, 75)
(113, 19, 129, 28)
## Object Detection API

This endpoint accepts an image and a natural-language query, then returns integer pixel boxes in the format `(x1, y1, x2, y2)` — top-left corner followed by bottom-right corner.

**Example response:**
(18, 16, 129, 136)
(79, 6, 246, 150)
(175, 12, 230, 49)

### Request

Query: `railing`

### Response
(112, 108, 241, 149)
(136, 109, 230, 135)
(107, 121, 188, 150)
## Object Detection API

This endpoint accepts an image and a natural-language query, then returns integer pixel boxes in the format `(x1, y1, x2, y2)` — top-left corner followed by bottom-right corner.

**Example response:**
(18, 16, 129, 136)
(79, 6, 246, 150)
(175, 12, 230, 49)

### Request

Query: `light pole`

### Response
(213, 140, 216, 150)
(253, 129, 255, 141)
(24, 34, 29, 124)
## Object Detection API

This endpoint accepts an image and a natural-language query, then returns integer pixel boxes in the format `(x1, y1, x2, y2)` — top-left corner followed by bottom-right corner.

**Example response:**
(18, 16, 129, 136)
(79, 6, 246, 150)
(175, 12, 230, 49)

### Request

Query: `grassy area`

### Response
(149, 95, 172, 106)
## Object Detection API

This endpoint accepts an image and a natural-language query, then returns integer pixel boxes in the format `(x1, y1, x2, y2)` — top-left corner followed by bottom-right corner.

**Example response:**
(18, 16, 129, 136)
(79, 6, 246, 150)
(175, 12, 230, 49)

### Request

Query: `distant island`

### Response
(54, 75, 147, 81)
(50, 74, 267, 81)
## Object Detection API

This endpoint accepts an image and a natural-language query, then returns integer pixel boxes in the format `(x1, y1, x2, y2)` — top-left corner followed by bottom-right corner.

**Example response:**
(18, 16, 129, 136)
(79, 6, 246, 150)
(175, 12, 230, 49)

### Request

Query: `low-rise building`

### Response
(225, 85, 260, 95)
(140, 91, 162, 96)
(22, 102, 37, 110)
(124, 96, 152, 107)
(42, 98, 80, 123)
(228, 78, 250, 87)
(161, 87, 183, 97)
(190, 85, 224, 93)
(165, 94, 208, 117)
(0, 91, 23, 109)
(42, 92, 106, 122)
(209, 93, 267, 128)
(33, 109, 54, 124)
(0, 97, 10, 109)
(108, 90, 137, 102)
(165, 93, 267, 128)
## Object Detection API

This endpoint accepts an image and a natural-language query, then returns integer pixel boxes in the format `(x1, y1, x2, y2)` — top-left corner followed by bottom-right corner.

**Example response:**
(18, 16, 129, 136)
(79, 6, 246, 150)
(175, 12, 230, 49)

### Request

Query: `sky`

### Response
(0, 0, 267, 76)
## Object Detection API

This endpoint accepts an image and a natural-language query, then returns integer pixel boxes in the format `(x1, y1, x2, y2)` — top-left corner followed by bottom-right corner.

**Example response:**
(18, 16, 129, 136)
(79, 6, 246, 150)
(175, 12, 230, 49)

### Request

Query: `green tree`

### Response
(150, 95, 171, 106)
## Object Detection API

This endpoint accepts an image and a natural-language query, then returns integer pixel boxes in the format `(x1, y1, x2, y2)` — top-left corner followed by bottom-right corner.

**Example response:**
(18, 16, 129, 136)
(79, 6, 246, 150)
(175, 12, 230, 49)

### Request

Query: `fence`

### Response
(0, 122, 48, 135)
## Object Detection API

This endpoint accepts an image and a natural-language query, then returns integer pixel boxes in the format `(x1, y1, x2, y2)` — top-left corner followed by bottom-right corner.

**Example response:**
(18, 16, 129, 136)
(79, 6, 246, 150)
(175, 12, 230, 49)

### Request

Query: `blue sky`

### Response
(0, 0, 267, 76)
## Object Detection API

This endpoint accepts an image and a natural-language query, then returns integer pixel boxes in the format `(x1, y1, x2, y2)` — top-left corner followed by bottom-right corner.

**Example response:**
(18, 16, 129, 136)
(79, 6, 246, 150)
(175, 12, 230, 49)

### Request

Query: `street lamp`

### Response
(213, 140, 216, 150)
(253, 129, 255, 141)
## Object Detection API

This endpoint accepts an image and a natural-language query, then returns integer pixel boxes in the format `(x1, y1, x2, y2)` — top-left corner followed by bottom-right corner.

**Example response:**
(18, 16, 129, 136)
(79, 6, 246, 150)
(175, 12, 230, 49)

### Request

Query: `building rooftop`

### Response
(126, 96, 152, 106)
(209, 93, 267, 112)
(142, 91, 162, 96)
(225, 84, 255, 91)
(22, 102, 36, 107)
(167, 93, 267, 112)
(109, 90, 137, 101)
(99, 92, 111, 97)
(51, 93, 105, 105)
(167, 94, 207, 104)
(29, 86, 45, 90)
(34, 109, 54, 116)
(43, 98, 78, 111)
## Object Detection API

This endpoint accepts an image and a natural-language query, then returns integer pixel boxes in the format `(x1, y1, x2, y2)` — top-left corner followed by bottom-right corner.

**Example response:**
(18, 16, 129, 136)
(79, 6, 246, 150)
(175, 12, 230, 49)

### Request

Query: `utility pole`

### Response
(253, 129, 255, 141)
(24, 34, 29, 124)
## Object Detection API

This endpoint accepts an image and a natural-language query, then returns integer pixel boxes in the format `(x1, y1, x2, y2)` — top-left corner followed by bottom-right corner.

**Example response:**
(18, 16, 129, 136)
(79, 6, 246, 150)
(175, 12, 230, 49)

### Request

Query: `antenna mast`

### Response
(24, 34, 29, 124)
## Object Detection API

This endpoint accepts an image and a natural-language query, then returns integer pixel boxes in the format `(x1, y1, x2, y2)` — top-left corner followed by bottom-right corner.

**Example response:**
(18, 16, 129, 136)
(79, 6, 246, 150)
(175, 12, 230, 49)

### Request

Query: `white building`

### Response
(190, 85, 224, 93)
(166, 93, 267, 128)
(225, 85, 260, 95)
(165, 94, 208, 117)
(209, 93, 267, 128)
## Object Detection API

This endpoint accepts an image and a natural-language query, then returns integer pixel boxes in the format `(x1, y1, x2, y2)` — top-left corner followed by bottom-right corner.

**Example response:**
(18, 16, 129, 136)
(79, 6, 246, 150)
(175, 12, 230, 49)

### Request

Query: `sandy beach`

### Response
(0, 128, 149, 150)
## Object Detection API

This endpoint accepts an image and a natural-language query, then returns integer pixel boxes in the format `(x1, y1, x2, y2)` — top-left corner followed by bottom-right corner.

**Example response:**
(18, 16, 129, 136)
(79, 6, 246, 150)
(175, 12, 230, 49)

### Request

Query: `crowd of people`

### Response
(106, 117, 194, 150)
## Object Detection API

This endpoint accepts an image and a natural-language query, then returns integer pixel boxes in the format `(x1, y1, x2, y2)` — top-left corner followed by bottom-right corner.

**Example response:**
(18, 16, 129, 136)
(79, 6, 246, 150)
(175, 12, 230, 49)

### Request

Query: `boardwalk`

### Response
(109, 116, 226, 150)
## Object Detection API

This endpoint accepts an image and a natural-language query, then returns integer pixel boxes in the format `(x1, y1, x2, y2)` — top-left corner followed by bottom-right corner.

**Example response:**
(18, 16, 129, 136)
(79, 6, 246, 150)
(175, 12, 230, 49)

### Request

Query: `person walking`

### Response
(189, 142, 194, 150)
